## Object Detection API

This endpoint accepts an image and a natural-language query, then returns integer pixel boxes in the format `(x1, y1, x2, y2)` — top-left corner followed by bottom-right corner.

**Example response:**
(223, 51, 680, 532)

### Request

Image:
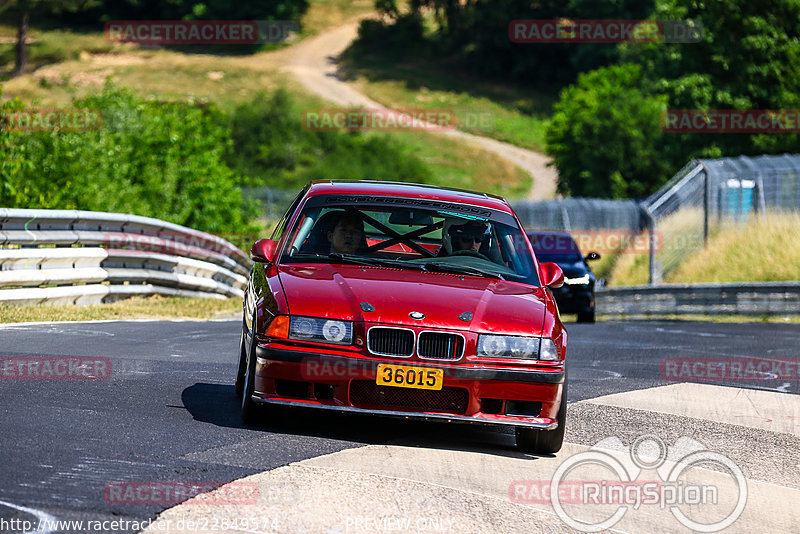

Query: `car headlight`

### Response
(538, 338, 559, 361)
(564, 274, 591, 285)
(289, 316, 353, 345)
(476, 335, 560, 361)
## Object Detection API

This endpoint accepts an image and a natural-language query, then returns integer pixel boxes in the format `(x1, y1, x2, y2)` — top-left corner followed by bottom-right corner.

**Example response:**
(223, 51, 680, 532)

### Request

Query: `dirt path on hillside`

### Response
(278, 22, 558, 200)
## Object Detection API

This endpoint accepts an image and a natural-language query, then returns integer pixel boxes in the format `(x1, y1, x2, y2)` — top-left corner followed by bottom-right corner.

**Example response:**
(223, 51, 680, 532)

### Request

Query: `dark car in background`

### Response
(527, 231, 600, 323)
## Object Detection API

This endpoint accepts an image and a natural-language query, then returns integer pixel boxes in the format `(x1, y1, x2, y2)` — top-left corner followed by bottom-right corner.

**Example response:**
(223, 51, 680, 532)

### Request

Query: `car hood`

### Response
(278, 264, 547, 336)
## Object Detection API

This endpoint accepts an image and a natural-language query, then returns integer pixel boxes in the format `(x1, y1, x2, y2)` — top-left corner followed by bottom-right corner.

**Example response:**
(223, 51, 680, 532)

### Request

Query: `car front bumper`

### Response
(252, 345, 565, 429)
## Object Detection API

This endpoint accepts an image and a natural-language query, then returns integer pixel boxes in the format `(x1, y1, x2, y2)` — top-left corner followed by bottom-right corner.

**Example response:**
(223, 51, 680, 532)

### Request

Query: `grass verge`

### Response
(0, 295, 241, 323)
(303, 0, 376, 36)
(2, 25, 530, 197)
(609, 212, 800, 286)
(341, 57, 554, 152)
(595, 314, 800, 324)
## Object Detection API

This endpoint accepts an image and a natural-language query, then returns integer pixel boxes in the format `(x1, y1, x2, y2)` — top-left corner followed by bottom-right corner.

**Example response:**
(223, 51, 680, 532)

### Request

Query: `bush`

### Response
(227, 89, 434, 189)
(349, 14, 427, 60)
(3, 82, 257, 234)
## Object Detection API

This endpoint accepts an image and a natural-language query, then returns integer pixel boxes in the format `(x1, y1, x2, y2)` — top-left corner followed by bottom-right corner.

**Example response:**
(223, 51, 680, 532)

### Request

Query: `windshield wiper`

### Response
(423, 261, 505, 280)
(328, 253, 427, 271)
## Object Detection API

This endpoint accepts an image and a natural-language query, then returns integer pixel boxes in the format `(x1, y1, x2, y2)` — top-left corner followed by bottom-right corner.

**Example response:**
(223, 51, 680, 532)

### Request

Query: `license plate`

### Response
(376, 364, 443, 390)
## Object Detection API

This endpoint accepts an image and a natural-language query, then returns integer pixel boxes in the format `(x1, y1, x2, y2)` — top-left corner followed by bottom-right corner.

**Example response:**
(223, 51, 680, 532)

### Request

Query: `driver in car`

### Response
(327, 211, 366, 254)
(439, 221, 491, 256)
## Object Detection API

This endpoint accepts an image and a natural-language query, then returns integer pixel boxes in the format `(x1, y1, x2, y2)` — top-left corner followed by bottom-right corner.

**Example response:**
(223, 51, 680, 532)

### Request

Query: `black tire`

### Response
(577, 310, 596, 323)
(234, 325, 247, 398)
(516, 378, 567, 454)
(241, 312, 260, 424)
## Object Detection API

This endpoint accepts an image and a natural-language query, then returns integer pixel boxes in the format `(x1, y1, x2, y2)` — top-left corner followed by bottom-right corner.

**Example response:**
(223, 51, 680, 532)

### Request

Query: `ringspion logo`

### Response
(529, 434, 747, 532)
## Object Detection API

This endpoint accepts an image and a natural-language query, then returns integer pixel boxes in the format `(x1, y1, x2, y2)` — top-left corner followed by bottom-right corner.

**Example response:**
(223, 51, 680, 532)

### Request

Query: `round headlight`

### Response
(322, 320, 347, 342)
(509, 337, 538, 358)
(482, 335, 508, 357)
(293, 318, 315, 337)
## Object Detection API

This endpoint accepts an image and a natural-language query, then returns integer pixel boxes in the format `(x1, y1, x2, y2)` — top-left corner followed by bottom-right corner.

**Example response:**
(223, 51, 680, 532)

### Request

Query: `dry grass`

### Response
(1, 11, 530, 197)
(345, 67, 552, 152)
(2, 46, 295, 109)
(587, 252, 619, 283)
(669, 212, 800, 283)
(608, 208, 705, 286)
(0, 295, 241, 324)
(303, 0, 376, 35)
(608, 211, 800, 285)
(596, 314, 800, 324)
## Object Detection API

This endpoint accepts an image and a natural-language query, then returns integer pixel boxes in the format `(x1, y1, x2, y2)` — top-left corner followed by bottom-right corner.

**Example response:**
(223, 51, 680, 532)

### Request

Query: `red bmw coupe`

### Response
(235, 181, 567, 454)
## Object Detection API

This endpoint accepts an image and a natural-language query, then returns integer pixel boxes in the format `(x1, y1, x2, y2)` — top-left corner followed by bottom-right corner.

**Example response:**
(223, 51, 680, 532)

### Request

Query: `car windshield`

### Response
(280, 195, 540, 285)
(529, 234, 583, 263)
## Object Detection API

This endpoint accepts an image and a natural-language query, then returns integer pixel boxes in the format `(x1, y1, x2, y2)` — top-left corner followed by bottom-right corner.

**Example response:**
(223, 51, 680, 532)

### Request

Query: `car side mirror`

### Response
(251, 239, 279, 263)
(539, 262, 564, 289)
(584, 251, 601, 261)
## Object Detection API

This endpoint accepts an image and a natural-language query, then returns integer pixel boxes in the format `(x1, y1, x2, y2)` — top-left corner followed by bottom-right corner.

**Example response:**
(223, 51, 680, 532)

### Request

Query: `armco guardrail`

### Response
(0, 208, 251, 305)
(597, 282, 800, 315)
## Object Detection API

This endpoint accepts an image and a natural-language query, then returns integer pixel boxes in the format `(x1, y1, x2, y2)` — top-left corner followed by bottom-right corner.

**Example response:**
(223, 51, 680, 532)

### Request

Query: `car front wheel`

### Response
(241, 312, 260, 424)
(234, 324, 247, 398)
(515, 378, 567, 454)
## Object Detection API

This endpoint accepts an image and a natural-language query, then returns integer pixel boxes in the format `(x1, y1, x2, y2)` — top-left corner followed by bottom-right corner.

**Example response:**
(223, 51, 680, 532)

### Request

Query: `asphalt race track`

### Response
(1, 319, 798, 533)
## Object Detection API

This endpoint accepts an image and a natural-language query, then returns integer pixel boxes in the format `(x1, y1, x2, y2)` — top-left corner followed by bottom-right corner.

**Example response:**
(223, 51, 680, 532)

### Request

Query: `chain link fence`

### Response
(643, 154, 800, 284)
(511, 198, 643, 232)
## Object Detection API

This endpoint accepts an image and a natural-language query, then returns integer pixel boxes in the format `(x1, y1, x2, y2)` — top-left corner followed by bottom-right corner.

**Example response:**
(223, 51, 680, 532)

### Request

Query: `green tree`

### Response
(547, 64, 671, 198)
(0, 86, 28, 202)
(4, 83, 256, 233)
(0, 0, 98, 77)
(358, 0, 654, 85)
(547, 0, 800, 198)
